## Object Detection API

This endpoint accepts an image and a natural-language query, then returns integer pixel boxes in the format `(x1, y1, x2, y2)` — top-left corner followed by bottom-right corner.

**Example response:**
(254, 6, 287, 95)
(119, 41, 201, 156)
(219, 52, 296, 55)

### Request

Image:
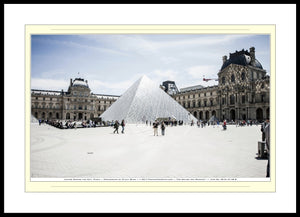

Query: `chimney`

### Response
(222, 55, 228, 63)
(250, 47, 255, 64)
(70, 78, 72, 87)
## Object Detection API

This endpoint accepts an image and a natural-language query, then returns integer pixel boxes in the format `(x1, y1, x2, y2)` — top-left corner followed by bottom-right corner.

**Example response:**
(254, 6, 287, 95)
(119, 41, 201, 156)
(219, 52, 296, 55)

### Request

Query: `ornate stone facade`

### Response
(173, 47, 270, 122)
(31, 78, 119, 121)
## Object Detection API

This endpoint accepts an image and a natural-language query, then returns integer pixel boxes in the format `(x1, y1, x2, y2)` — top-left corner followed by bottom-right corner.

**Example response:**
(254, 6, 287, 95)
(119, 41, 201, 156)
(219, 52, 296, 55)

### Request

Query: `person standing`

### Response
(223, 119, 227, 130)
(153, 121, 158, 136)
(121, 119, 125, 134)
(113, 120, 119, 134)
(161, 122, 166, 136)
(264, 119, 270, 177)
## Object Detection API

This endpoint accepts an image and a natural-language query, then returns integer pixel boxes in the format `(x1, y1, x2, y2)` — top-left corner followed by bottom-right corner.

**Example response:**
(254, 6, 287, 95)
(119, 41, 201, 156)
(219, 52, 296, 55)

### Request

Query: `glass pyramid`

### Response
(100, 75, 197, 124)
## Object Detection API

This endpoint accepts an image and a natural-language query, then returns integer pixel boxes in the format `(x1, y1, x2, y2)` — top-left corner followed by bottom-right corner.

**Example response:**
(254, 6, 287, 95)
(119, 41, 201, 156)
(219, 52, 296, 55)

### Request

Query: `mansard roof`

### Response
(221, 49, 263, 71)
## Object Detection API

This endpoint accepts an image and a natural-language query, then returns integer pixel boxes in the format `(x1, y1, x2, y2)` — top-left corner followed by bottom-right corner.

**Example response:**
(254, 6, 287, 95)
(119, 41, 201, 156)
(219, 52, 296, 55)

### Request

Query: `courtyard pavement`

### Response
(30, 123, 268, 180)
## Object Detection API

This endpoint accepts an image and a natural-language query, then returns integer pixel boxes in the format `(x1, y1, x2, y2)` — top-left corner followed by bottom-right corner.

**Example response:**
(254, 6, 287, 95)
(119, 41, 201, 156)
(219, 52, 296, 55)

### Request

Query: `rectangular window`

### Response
(230, 95, 235, 105)
(242, 95, 246, 104)
(261, 94, 265, 102)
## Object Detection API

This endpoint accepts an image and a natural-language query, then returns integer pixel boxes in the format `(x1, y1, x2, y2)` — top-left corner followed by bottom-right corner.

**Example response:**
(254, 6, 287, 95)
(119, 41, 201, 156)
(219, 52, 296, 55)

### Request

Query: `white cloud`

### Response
(151, 69, 179, 82)
(31, 78, 69, 91)
(186, 65, 219, 79)
(34, 37, 128, 56)
(79, 34, 252, 57)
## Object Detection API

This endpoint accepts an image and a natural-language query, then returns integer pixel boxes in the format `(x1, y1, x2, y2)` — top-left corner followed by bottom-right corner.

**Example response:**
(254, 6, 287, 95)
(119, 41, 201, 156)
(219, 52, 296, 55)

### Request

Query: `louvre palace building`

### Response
(31, 78, 119, 121)
(170, 47, 270, 122)
(31, 46, 270, 123)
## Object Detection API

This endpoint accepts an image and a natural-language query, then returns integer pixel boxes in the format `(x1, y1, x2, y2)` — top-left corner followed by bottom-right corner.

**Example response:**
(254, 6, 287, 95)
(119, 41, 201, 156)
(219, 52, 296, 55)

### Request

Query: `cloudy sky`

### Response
(31, 34, 270, 95)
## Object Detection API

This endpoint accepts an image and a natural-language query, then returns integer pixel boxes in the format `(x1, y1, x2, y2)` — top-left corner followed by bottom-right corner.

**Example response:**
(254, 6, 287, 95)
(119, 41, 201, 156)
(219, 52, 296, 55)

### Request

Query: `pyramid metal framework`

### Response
(100, 75, 197, 124)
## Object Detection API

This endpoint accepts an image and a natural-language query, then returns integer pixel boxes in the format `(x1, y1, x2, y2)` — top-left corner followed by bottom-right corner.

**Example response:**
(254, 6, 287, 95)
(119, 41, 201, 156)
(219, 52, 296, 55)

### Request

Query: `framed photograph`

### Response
(25, 24, 275, 192)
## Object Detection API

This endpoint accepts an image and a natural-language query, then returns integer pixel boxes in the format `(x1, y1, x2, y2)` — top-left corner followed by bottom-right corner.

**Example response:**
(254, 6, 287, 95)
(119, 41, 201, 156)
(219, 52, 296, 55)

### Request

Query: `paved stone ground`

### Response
(30, 123, 268, 179)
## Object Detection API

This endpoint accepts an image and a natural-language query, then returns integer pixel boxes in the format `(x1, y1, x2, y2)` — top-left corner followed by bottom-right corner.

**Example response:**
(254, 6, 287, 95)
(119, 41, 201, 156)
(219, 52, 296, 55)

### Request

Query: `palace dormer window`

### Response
(241, 72, 245, 81)
(231, 74, 235, 83)
(222, 77, 225, 84)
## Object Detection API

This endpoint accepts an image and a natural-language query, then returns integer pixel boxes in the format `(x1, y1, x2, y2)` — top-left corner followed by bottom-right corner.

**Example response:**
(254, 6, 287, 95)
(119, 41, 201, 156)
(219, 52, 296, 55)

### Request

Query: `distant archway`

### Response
(256, 108, 263, 121)
(193, 111, 197, 119)
(242, 114, 246, 120)
(205, 111, 209, 120)
(212, 110, 216, 116)
(230, 109, 236, 121)
(199, 111, 203, 120)
(266, 107, 270, 120)
(66, 113, 70, 119)
(78, 113, 83, 120)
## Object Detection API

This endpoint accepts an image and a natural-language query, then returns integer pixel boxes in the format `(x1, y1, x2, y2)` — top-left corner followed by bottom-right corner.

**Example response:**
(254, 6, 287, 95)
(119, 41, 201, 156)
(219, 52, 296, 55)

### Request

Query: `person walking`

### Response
(153, 121, 158, 136)
(161, 121, 166, 136)
(113, 120, 119, 134)
(121, 119, 125, 134)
